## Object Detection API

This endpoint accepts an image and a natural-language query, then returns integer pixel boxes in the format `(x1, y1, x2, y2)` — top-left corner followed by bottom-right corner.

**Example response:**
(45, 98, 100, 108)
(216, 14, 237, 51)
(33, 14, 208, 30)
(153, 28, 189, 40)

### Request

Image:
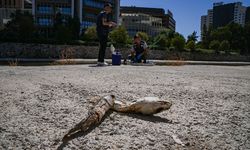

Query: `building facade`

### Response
(0, 0, 32, 28)
(201, 2, 249, 38)
(32, 0, 74, 27)
(31, 0, 74, 36)
(120, 6, 176, 33)
(213, 2, 246, 28)
(121, 13, 163, 37)
(75, 0, 119, 31)
(213, 2, 235, 28)
(200, 9, 213, 37)
(207, 9, 213, 27)
(233, 2, 246, 26)
(162, 10, 175, 31)
(246, 7, 250, 24)
(32, 0, 120, 34)
(200, 15, 208, 36)
(0, 0, 31, 9)
(0, 0, 23, 8)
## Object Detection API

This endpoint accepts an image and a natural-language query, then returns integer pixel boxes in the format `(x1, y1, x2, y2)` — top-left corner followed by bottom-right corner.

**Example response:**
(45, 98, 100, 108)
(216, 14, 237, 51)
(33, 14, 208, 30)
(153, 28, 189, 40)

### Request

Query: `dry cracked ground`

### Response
(0, 65, 249, 150)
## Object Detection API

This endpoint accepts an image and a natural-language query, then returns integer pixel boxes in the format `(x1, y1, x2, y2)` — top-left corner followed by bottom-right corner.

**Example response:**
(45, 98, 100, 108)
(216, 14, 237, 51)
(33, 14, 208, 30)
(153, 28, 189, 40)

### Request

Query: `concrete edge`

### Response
(0, 58, 250, 66)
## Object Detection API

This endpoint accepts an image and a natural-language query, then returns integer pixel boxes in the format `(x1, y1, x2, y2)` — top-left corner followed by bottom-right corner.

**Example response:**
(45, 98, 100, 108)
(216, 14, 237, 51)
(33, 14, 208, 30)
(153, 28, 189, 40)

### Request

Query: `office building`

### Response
(201, 2, 249, 38)
(32, 0, 120, 34)
(200, 15, 208, 36)
(163, 10, 175, 31)
(121, 13, 163, 37)
(0, 0, 31, 9)
(0, 0, 32, 28)
(246, 7, 250, 24)
(213, 2, 246, 28)
(233, 2, 246, 26)
(200, 9, 213, 37)
(75, 0, 119, 31)
(32, 0, 74, 27)
(121, 6, 176, 32)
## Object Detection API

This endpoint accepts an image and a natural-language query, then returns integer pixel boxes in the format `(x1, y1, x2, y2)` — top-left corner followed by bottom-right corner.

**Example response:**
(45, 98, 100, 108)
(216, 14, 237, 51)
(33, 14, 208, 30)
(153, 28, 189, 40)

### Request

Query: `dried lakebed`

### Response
(0, 65, 249, 149)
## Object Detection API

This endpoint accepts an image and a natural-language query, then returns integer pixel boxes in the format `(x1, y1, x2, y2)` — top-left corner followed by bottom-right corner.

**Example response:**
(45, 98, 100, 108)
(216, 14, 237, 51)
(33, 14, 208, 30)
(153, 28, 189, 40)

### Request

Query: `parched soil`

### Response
(0, 65, 249, 150)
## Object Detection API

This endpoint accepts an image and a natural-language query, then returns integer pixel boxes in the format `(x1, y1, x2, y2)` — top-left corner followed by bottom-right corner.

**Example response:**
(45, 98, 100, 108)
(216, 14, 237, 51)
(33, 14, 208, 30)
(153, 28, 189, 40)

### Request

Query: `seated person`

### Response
(129, 35, 148, 63)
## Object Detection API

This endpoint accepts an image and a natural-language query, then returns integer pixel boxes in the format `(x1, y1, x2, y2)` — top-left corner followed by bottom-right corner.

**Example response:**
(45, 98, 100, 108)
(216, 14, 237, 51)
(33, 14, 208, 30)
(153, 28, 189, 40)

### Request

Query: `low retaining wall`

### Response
(0, 43, 249, 61)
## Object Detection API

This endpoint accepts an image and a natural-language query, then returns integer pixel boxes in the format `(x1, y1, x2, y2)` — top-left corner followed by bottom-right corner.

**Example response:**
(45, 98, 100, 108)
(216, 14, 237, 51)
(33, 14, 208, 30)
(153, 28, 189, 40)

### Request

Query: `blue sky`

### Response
(120, 0, 250, 40)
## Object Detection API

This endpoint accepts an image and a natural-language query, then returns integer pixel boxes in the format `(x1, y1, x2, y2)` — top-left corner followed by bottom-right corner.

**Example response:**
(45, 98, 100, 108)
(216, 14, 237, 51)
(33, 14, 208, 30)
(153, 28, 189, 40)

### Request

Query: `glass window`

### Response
(84, 13, 97, 18)
(81, 21, 95, 29)
(83, 0, 104, 9)
(37, 6, 53, 14)
(57, 7, 71, 15)
(38, 18, 53, 26)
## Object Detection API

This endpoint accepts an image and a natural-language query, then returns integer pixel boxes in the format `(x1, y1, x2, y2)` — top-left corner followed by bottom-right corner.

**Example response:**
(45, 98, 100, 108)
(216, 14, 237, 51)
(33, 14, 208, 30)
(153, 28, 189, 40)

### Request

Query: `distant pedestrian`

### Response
(96, 3, 117, 66)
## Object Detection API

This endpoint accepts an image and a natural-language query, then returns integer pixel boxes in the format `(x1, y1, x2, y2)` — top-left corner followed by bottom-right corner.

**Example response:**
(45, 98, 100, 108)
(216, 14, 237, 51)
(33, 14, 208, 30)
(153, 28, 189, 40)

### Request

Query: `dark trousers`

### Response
(129, 52, 147, 63)
(97, 34, 108, 63)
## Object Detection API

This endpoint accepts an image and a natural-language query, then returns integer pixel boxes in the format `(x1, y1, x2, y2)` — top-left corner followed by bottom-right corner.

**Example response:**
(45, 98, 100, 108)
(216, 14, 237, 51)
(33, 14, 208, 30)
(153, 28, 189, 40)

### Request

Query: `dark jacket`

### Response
(96, 11, 111, 37)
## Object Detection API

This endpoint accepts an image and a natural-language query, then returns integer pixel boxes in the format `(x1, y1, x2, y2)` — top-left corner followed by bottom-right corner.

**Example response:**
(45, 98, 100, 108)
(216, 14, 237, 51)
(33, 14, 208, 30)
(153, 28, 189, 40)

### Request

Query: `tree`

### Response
(55, 25, 73, 43)
(82, 26, 98, 41)
(160, 29, 175, 39)
(227, 23, 245, 54)
(53, 12, 80, 43)
(151, 29, 175, 50)
(171, 34, 186, 51)
(54, 12, 63, 29)
(152, 34, 169, 50)
(209, 40, 220, 54)
(0, 10, 34, 42)
(210, 26, 232, 42)
(109, 26, 130, 48)
(219, 40, 230, 54)
(244, 23, 250, 55)
(201, 25, 213, 49)
(136, 32, 149, 42)
(68, 17, 80, 40)
(195, 41, 203, 49)
(186, 40, 196, 52)
(187, 31, 198, 43)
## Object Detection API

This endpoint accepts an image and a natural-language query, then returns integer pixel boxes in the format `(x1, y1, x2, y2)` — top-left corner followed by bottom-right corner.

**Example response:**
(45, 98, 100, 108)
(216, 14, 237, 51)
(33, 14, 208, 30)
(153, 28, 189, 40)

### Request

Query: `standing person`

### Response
(96, 3, 116, 66)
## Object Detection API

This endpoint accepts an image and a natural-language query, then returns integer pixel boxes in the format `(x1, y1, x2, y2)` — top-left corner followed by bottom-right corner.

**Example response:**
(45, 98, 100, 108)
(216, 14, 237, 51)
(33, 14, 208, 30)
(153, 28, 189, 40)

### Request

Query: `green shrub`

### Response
(136, 32, 149, 42)
(151, 34, 170, 50)
(209, 40, 220, 53)
(55, 25, 73, 43)
(219, 40, 230, 54)
(82, 26, 98, 41)
(172, 35, 185, 51)
(109, 26, 130, 48)
(186, 40, 196, 52)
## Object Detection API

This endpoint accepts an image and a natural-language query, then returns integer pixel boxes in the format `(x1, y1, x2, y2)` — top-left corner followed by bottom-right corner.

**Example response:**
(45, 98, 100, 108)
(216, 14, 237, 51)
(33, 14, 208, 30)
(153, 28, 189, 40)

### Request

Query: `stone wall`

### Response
(0, 42, 249, 61)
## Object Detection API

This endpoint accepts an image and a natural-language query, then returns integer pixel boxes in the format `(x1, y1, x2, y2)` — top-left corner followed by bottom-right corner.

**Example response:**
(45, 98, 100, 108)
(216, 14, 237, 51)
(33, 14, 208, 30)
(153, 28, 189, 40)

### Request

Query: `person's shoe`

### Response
(103, 61, 109, 66)
(123, 59, 127, 65)
(97, 62, 109, 66)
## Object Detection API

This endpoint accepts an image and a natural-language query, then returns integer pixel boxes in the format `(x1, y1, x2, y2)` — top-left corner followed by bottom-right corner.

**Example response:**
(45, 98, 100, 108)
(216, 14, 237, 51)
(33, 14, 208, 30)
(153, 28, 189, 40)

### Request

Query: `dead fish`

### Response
(62, 95, 115, 142)
(113, 97, 172, 115)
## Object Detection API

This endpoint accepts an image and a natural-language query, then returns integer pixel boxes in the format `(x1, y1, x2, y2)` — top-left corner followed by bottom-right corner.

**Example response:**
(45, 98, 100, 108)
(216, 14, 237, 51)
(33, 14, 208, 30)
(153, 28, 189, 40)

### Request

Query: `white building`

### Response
(233, 2, 246, 26)
(121, 13, 164, 37)
(200, 9, 213, 37)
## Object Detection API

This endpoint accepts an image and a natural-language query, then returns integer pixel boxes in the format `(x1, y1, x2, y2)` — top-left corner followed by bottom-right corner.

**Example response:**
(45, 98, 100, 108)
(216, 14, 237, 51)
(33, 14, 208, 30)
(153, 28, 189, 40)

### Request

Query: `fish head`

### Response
(152, 101, 172, 114)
